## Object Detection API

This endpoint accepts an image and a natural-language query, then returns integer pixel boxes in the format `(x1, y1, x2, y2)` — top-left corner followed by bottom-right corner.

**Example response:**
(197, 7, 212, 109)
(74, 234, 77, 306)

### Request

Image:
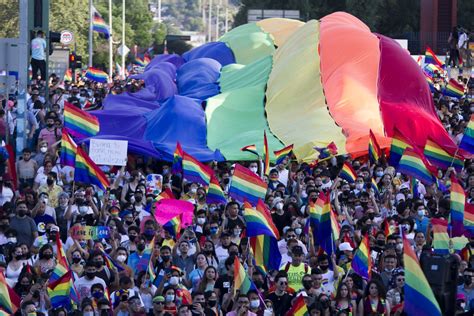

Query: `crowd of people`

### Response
(0, 30, 474, 316)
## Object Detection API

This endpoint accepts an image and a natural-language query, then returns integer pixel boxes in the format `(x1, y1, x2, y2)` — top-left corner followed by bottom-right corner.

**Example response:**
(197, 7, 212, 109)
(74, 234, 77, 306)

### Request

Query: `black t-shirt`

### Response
(214, 274, 232, 303)
(272, 212, 292, 236)
(266, 292, 294, 316)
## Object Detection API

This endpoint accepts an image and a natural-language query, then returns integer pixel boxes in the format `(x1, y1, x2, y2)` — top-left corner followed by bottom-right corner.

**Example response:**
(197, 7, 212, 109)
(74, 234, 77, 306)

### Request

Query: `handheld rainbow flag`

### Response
(49, 233, 69, 283)
(403, 236, 441, 316)
(60, 130, 77, 167)
(383, 219, 396, 237)
(48, 270, 73, 309)
(64, 101, 100, 138)
(163, 215, 182, 238)
(137, 236, 155, 272)
(85, 67, 109, 83)
(263, 131, 270, 176)
(397, 148, 436, 185)
(244, 201, 279, 239)
(63, 68, 72, 82)
(368, 129, 382, 163)
(389, 129, 412, 167)
(206, 175, 227, 205)
(74, 147, 110, 191)
(101, 248, 125, 272)
(315, 191, 335, 256)
(450, 176, 466, 237)
(452, 236, 469, 253)
(424, 46, 444, 68)
(144, 54, 151, 64)
(431, 218, 450, 254)
(284, 295, 308, 316)
(156, 188, 175, 201)
(314, 142, 338, 160)
(351, 234, 372, 280)
(0, 272, 20, 314)
(146, 236, 157, 283)
(92, 6, 110, 39)
(182, 152, 212, 186)
(443, 78, 465, 99)
(410, 177, 420, 199)
(172, 142, 184, 174)
(424, 63, 444, 76)
(459, 115, 474, 154)
(366, 177, 380, 197)
(464, 203, 474, 237)
(424, 72, 436, 92)
(423, 139, 464, 171)
(241, 144, 259, 157)
(273, 144, 293, 165)
(233, 256, 254, 295)
(229, 164, 268, 206)
(339, 162, 357, 183)
(134, 56, 146, 67)
(330, 207, 340, 242)
(249, 234, 282, 272)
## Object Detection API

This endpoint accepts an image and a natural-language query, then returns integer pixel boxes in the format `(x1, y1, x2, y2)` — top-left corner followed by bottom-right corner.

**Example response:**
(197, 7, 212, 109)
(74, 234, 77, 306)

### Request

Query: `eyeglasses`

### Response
(396, 278, 405, 282)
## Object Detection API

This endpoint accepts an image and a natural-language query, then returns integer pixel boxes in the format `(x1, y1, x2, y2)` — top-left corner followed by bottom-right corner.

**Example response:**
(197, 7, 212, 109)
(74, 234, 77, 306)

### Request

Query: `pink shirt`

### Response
(38, 127, 61, 148)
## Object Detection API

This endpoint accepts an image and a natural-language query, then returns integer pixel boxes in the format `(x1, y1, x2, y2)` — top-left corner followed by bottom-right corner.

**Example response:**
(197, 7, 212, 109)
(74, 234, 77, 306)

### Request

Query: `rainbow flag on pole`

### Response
(316, 191, 335, 256)
(241, 144, 259, 157)
(48, 270, 73, 309)
(284, 295, 308, 316)
(101, 248, 125, 272)
(431, 218, 450, 254)
(450, 176, 466, 237)
(397, 148, 436, 185)
(403, 236, 441, 316)
(244, 201, 279, 239)
(233, 256, 254, 295)
(368, 129, 382, 163)
(249, 234, 282, 272)
(351, 234, 372, 280)
(263, 131, 270, 176)
(85, 67, 109, 83)
(206, 175, 227, 205)
(443, 79, 465, 99)
(423, 139, 464, 171)
(64, 101, 100, 138)
(182, 152, 212, 186)
(273, 144, 293, 165)
(229, 164, 267, 206)
(74, 147, 110, 190)
(459, 115, 474, 154)
(339, 162, 357, 183)
(60, 130, 77, 167)
(63, 68, 72, 82)
(172, 142, 184, 174)
(163, 214, 182, 238)
(389, 129, 412, 167)
(424, 46, 444, 68)
(0, 272, 20, 314)
(464, 203, 474, 237)
(92, 6, 110, 39)
(137, 237, 154, 272)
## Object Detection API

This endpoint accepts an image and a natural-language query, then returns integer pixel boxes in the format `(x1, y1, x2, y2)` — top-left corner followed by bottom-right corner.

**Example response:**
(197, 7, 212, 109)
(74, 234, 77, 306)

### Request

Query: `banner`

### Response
(89, 139, 128, 166)
(70, 225, 110, 240)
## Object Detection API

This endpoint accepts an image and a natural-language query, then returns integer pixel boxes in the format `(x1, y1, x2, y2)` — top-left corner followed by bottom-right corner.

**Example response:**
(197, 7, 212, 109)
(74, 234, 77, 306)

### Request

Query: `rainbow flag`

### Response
(367, 177, 380, 197)
(101, 249, 125, 272)
(144, 54, 151, 64)
(263, 131, 270, 176)
(241, 144, 259, 157)
(424, 139, 464, 171)
(163, 215, 181, 238)
(464, 203, 474, 237)
(314, 142, 338, 160)
(460, 115, 474, 154)
(330, 207, 340, 242)
(450, 176, 466, 237)
(0, 309, 10, 316)
(0, 272, 20, 314)
(63, 68, 72, 82)
(403, 236, 441, 316)
(383, 219, 396, 237)
(351, 234, 371, 280)
(424, 46, 444, 68)
(284, 295, 308, 316)
(172, 142, 184, 174)
(60, 130, 77, 167)
(146, 236, 156, 282)
(249, 234, 281, 272)
(443, 78, 465, 99)
(50, 233, 69, 283)
(134, 57, 146, 67)
(48, 270, 73, 309)
(64, 101, 100, 138)
(137, 236, 155, 272)
(397, 148, 436, 185)
(244, 201, 279, 239)
(424, 71, 436, 92)
(85, 67, 109, 83)
(432, 218, 450, 254)
(182, 152, 212, 186)
(157, 188, 175, 201)
(424, 63, 444, 76)
(206, 175, 227, 205)
(389, 129, 412, 167)
(410, 177, 420, 199)
(368, 129, 382, 163)
(315, 192, 335, 256)
(273, 144, 293, 165)
(229, 164, 267, 206)
(339, 162, 357, 183)
(451, 236, 469, 253)
(92, 7, 110, 39)
(233, 256, 254, 295)
(74, 147, 110, 191)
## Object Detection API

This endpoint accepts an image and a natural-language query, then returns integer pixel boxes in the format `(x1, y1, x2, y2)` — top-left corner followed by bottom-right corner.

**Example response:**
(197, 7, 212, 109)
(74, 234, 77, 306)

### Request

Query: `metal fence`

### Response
(403, 32, 451, 55)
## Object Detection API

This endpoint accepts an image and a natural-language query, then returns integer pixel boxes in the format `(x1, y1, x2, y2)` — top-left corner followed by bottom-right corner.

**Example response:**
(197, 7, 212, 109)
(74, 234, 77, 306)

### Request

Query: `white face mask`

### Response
(166, 294, 175, 302)
(197, 217, 206, 225)
(355, 183, 364, 190)
(83, 312, 94, 316)
(116, 255, 126, 263)
(7, 237, 17, 243)
(295, 228, 302, 235)
(40, 146, 47, 153)
(276, 202, 284, 210)
(209, 206, 217, 212)
(249, 166, 258, 173)
(169, 276, 180, 285)
(190, 187, 197, 194)
(234, 229, 242, 236)
(375, 171, 384, 177)
(250, 299, 260, 309)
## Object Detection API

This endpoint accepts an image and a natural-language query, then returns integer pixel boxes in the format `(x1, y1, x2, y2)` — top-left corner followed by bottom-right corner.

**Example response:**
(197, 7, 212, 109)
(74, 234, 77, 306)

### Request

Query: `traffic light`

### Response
(75, 55, 82, 69)
(69, 52, 76, 69)
(49, 31, 61, 55)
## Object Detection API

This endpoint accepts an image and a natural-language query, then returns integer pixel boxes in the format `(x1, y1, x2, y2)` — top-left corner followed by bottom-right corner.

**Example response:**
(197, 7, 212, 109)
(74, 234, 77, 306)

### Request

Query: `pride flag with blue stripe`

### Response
(397, 148, 436, 185)
(229, 164, 267, 206)
(182, 152, 212, 186)
(460, 115, 474, 155)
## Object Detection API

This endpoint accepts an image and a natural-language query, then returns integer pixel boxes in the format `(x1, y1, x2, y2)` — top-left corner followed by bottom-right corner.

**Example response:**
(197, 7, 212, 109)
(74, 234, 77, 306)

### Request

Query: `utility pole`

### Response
(121, 0, 125, 79)
(108, 0, 113, 80)
(17, 0, 29, 156)
(215, 0, 220, 40)
(157, 0, 162, 22)
(88, 0, 93, 67)
(208, 0, 212, 42)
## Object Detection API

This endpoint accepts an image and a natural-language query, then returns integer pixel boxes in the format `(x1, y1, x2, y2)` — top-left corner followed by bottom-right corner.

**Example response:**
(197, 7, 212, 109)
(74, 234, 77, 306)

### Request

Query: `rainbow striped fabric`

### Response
(351, 234, 371, 280)
(48, 270, 73, 309)
(432, 218, 450, 254)
(172, 142, 184, 174)
(403, 236, 441, 316)
(314, 142, 338, 160)
(330, 207, 340, 242)
(273, 144, 293, 165)
(370, 177, 380, 197)
(64, 101, 100, 138)
(0, 272, 20, 314)
(397, 148, 436, 185)
(459, 115, 474, 154)
(464, 203, 474, 237)
(249, 234, 282, 272)
(315, 192, 335, 256)
(163, 215, 181, 238)
(244, 201, 279, 239)
(101, 248, 125, 272)
(229, 164, 267, 206)
(285, 295, 309, 316)
(424, 71, 436, 92)
(443, 79, 465, 99)
(182, 152, 212, 186)
(60, 130, 77, 167)
(206, 175, 227, 205)
(49, 234, 69, 283)
(450, 176, 466, 237)
(233, 256, 254, 295)
(424, 139, 464, 171)
(137, 236, 155, 272)
(241, 144, 259, 156)
(144, 54, 151, 64)
(339, 162, 357, 183)
(389, 129, 412, 167)
(146, 237, 156, 283)
(85, 67, 109, 83)
(134, 57, 146, 67)
(92, 8, 110, 39)
(263, 131, 270, 176)
(74, 147, 110, 191)
(424, 46, 444, 68)
(63, 68, 72, 82)
(157, 188, 175, 201)
(368, 129, 381, 163)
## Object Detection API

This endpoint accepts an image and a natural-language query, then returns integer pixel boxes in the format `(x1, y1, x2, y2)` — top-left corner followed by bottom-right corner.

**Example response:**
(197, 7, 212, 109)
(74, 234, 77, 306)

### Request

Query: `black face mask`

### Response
(125, 220, 134, 226)
(47, 123, 54, 128)
(95, 261, 104, 268)
(204, 249, 213, 255)
(254, 280, 264, 288)
(137, 244, 146, 252)
(161, 255, 171, 262)
(311, 197, 318, 203)
(376, 240, 385, 247)
(18, 210, 26, 217)
(47, 178, 54, 186)
(43, 253, 53, 260)
(208, 300, 217, 307)
(85, 272, 95, 279)
(303, 280, 313, 290)
(135, 196, 143, 202)
(319, 265, 329, 271)
(72, 257, 81, 264)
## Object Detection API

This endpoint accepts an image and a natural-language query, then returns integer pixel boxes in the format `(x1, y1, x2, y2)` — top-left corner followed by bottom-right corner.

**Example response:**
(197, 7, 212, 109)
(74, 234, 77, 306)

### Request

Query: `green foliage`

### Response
(162, 0, 204, 32)
(0, 0, 19, 38)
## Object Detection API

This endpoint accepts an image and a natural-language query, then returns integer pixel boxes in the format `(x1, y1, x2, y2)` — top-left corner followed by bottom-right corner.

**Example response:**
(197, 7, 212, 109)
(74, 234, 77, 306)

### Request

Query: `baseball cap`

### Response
(153, 296, 165, 303)
(339, 242, 353, 252)
(292, 245, 304, 255)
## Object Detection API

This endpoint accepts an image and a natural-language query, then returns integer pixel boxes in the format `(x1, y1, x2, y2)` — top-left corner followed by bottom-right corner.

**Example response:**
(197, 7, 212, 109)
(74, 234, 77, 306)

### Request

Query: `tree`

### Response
(0, 0, 19, 38)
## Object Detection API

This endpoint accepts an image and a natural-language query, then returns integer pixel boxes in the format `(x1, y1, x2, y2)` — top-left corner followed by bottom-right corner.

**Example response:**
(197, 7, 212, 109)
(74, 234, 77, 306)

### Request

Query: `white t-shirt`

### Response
(278, 169, 289, 186)
(31, 37, 46, 60)
(0, 186, 14, 206)
(74, 276, 107, 300)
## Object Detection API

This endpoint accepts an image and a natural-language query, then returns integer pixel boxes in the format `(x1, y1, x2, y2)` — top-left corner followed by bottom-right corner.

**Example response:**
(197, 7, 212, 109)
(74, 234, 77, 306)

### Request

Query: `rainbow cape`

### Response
(443, 78, 465, 99)
(206, 175, 227, 205)
(172, 142, 184, 174)
(450, 176, 466, 237)
(0, 272, 20, 314)
(403, 236, 441, 316)
(182, 152, 212, 186)
(233, 256, 254, 295)
(424, 46, 444, 68)
(249, 234, 282, 272)
(368, 129, 382, 163)
(85, 67, 109, 83)
(63, 68, 72, 82)
(74, 147, 110, 190)
(432, 218, 450, 254)
(339, 161, 357, 183)
(397, 148, 436, 185)
(48, 270, 73, 309)
(241, 144, 259, 156)
(263, 131, 270, 176)
(92, 8, 110, 39)
(459, 115, 474, 154)
(229, 164, 267, 206)
(273, 144, 293, 165)
(351, 234, 372, 279)
(163, 214, 181, 238)
(60, 130, 77, 167)
(64, 101, 100, 138)
(243, 201, 279, 239)
(284, 295, 308, 316)
(424, 139, 464, 171)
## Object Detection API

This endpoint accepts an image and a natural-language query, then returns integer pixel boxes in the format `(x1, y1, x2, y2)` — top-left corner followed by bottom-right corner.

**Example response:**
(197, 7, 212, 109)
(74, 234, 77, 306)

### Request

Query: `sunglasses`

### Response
(397, 278, 405, 282)
(278, 281, 288, 285)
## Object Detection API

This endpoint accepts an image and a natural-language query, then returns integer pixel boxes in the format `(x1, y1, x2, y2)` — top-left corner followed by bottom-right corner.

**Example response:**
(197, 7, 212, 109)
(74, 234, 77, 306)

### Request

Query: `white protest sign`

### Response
(89, 139, 128, 166)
